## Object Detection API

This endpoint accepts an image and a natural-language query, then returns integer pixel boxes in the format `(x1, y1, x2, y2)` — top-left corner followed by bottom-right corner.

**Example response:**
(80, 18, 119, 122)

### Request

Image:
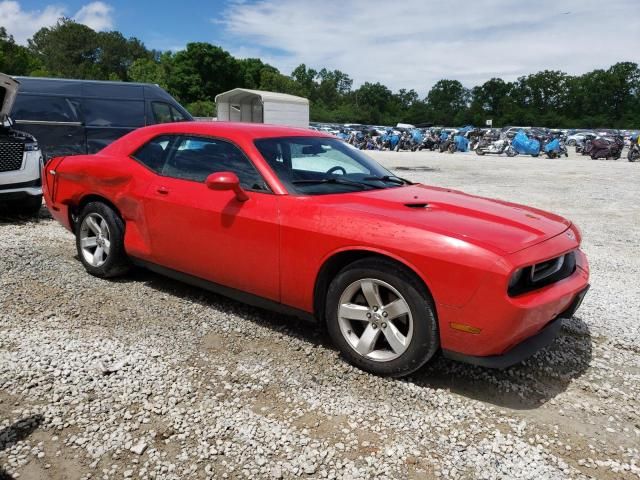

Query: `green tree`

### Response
(187, 100, 216, 117)
(29, 19, 101, 78)
(167, 42, 242, 104)
(237, 58, 278, 89)
(0, 27, 41, 75)
(425, 80, 470, 125)
(28, 19, 150, 81)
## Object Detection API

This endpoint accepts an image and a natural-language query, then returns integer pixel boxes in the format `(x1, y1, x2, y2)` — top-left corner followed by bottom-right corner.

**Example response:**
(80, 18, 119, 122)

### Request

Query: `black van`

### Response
(10, 77, 193, 160)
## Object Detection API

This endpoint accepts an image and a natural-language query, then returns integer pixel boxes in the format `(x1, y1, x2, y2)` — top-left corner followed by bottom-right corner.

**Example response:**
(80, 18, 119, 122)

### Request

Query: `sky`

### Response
(1, 0, 638, 95)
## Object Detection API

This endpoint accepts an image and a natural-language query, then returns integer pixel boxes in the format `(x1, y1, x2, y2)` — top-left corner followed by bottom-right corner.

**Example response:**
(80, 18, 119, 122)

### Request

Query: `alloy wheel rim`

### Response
(337, 278, 414, 362)
(79, 213, 111, 267)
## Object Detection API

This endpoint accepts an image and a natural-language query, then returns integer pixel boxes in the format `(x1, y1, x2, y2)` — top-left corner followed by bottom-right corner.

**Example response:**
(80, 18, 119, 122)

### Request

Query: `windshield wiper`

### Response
(292, 178, 383, 189)
(363, 175, 412, 185)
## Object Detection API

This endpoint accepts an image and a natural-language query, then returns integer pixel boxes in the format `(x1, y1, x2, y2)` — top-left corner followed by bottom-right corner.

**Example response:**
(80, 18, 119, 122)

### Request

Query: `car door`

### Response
(135, 134, 281, 302)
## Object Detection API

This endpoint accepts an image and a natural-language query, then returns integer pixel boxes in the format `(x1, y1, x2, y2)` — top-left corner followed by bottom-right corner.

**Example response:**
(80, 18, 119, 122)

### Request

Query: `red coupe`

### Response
(43, 122, 589, 377)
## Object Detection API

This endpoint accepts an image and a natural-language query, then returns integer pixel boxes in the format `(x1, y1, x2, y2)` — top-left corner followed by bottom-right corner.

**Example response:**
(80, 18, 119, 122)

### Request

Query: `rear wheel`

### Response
(326, 258, 439, 377)
(76, 202, 130, 278)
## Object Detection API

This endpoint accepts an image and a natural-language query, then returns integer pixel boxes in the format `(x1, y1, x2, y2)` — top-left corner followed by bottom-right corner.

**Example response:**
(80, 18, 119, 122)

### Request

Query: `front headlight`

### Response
(24, 142, 39, 152)
(508, 268, 523, 290)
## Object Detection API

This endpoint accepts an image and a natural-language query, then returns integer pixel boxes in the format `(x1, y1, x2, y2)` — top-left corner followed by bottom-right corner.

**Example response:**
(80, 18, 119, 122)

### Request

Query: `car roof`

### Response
(139, 121, 332, 140)
(101, 121, 334, 156)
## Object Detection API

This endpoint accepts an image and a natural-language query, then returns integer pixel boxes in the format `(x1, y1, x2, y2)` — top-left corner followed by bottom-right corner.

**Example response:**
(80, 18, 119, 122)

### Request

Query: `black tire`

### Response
(325, 257, 439, 377)
(629, 150, 639, 162)
(475, 149, 485, 156)
(75, 201, 130, 278)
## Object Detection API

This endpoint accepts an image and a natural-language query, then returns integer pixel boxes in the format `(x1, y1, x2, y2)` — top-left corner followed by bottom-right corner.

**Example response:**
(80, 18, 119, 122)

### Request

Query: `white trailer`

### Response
(215, 88, 309, 128)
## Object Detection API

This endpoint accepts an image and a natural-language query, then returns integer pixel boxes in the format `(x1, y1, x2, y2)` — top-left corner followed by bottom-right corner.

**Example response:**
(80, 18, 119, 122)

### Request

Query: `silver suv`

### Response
(0, 73, 43, 215)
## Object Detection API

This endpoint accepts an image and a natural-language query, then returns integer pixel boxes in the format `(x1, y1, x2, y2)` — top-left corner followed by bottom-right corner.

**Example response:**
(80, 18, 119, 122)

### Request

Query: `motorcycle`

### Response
(450, 135, 469, 153)
(419, 135, 439, 151)
(589, 136, 624, 160)
(628, 134, 639, 162)
(576, 134, 595, 155)
(380, 130, 401, 151)
(543, 137, 569, 159)
(475, 137, 514, 156)
(511, 130, 541, 157)
(438, 131, 453, 152)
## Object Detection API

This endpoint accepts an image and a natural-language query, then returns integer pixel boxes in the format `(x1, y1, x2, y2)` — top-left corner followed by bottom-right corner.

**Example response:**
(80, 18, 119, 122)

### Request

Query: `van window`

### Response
(83, 99, 145, 127)
(152, 102, 187, 124)
(12, 95, 81, 122)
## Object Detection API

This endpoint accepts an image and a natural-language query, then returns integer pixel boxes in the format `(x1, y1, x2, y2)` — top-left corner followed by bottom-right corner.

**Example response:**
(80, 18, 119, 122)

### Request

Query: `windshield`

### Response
(254, 136, 408, 195)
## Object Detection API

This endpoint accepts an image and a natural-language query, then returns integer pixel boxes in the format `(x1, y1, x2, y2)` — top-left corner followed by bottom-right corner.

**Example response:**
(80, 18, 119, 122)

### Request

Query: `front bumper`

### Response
(442, 284, 589, 368)
(0, 178, 42, 201)
(0, 150, 43, 200)
(437, 232, 590, 361)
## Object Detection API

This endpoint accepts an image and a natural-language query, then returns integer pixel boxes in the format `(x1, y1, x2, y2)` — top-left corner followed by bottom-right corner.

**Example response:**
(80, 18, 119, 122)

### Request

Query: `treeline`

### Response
(1, 19, 638, 128)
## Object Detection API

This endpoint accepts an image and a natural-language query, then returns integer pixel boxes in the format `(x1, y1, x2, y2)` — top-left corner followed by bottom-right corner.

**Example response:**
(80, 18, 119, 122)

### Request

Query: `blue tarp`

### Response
(544, 138, 560, 153)
(453, 135, 469, 152)
(411, 129, 424, 143)
(512, 130, 541, 155)
(439, 131, 449, 141)
(389, 134, 400, 149)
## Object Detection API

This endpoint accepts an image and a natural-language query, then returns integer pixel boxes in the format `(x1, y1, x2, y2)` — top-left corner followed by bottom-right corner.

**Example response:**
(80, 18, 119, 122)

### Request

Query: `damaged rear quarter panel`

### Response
(56, 154, 154, 258)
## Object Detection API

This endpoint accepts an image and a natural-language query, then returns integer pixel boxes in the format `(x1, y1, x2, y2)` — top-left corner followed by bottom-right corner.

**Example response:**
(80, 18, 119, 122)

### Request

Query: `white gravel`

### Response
(0, 148, 639, 479)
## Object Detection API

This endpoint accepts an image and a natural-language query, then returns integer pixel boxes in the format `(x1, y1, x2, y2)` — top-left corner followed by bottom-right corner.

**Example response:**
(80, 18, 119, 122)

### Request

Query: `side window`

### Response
(152, 102, 187, 124)
(151, 102, 172, 124)
(132, 135, 174, 173)
(83, 99, 145, 127)
(12, 94, 81, 122)
(170, 106, 186, 122)
(163, 136, 268, 191)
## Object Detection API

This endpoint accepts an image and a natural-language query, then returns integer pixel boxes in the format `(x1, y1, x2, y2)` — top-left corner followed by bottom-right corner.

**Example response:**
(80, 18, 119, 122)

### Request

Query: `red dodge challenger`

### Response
(43, 122, 589, 377)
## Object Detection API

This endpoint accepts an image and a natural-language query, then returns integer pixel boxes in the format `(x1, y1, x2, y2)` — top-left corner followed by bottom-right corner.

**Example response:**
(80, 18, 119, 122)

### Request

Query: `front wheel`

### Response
(76, 202, 130, 278)
(326, 258, 439, 377)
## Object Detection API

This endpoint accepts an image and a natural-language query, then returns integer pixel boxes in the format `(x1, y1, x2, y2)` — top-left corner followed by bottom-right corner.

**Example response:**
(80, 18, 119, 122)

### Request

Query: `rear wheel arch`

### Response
(71, 195, 123, 233)
(313, 249, 435, 324)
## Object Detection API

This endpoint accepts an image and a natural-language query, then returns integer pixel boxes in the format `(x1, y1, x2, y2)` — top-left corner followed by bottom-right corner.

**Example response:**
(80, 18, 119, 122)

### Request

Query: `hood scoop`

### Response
(404, 202, 429, 209)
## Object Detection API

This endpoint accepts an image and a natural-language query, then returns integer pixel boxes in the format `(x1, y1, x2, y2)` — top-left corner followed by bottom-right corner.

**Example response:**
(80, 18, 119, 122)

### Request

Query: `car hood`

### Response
(337, 184, 571, 254)
(0, 73, 19, 119)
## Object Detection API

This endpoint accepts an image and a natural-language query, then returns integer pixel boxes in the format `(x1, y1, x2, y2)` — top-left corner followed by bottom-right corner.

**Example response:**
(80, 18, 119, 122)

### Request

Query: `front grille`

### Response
(509, 251, 577, 296)
(0, 143, 25, 172)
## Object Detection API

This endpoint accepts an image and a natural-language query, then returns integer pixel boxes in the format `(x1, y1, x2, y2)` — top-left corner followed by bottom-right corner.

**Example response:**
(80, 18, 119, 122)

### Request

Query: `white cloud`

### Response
(0, 0, 114, 44)
(221, 0, 638, 95)
(73, 1, 113, 31)
(0, 0, 64, 43)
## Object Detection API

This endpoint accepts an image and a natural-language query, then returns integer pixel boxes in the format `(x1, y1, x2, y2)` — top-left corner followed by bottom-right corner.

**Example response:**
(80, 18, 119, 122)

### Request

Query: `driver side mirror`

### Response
(205, 172, 249, 202)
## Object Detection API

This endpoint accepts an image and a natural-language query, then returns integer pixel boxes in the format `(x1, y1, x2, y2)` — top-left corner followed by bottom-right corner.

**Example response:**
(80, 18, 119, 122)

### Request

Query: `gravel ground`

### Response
(1, 148, 639, 479)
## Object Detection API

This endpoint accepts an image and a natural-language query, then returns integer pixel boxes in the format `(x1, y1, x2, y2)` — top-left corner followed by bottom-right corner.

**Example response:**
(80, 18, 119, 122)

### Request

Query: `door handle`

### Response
(156, 186, 169, 195)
